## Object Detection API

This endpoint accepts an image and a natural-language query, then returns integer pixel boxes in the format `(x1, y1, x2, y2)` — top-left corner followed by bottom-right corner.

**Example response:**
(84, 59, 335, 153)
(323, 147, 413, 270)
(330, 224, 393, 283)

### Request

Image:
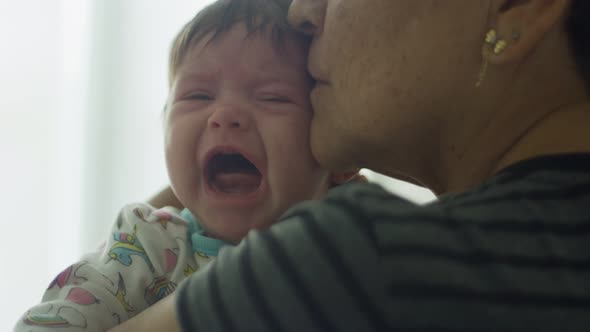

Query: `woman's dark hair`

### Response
(567, 0, 590, 84)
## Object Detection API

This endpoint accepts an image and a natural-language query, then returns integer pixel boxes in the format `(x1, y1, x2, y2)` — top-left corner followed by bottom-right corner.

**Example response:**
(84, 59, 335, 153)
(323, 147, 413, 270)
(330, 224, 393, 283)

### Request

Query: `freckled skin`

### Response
(290, 0, 589, 193)
(297, 1, 488, 186)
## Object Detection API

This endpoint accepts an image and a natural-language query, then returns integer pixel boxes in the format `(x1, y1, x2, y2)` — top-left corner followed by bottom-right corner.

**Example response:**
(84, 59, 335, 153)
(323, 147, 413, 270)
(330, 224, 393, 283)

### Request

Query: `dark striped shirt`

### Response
(176, 154, 590, 331)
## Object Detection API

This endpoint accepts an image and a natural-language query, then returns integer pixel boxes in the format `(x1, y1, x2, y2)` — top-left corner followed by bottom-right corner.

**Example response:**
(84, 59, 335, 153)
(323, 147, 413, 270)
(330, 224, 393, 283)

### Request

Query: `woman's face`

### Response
(289, 1, 489, 178)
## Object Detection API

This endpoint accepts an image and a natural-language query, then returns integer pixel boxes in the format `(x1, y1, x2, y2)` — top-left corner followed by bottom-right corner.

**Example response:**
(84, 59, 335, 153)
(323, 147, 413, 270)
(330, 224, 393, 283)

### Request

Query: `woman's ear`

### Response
(486, 0, 570, 65)
(329, 170, 366, 187)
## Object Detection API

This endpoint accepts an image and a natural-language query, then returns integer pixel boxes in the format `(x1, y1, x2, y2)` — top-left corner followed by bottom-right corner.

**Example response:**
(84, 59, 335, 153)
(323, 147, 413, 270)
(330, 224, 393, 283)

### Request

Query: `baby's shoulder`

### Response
(112, 203, 190, 234)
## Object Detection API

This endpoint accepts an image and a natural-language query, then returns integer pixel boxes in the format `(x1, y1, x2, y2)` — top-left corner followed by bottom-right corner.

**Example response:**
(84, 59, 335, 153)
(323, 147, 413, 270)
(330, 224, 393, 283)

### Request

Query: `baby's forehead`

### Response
(175, 26, 310, 84)
(168, 0, 304, 88)
(208, 31, 303, 59)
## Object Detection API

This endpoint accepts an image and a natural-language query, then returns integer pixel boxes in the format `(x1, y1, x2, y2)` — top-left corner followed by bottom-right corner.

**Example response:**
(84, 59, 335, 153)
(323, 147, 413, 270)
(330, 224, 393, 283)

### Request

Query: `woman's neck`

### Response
(440, 100, 590, 195)
(493, 101, 590, 175)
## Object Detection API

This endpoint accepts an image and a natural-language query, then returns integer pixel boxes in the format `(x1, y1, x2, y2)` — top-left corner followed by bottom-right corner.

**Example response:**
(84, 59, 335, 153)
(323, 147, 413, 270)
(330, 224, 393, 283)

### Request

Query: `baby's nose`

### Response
(207, 105, 250, 131)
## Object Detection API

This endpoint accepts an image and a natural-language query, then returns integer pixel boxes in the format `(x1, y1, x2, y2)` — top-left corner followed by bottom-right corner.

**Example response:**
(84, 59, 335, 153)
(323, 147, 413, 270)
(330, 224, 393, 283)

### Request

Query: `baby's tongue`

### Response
(212, 172, 261, 194)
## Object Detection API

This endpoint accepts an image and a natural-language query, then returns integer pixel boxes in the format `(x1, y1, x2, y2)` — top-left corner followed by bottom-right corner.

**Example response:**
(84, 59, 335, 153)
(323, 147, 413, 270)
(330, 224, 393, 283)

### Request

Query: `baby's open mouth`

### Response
(206, 153, 262, 194)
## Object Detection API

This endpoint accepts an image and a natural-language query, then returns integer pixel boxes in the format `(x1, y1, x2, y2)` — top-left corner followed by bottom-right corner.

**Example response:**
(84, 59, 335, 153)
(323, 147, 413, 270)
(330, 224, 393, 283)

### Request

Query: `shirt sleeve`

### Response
(175, 183, 393, 332)
(14, 203, 198, 332)
(175, 181, 590, 331)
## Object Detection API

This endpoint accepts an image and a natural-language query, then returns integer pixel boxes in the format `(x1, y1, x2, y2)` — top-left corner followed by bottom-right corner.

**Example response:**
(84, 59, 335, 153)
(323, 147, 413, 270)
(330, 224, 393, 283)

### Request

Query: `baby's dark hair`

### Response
(568, 0, 590, 86)
(168, 0, 303, 88)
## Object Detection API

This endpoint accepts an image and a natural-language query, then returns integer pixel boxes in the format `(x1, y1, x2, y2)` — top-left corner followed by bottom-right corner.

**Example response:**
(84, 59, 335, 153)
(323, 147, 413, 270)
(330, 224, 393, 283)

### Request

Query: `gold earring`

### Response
(484, 29, 509, 55)
(493, 40, 508, 54)
(476, 29, 509, 87)
(485, 29, 498, 45)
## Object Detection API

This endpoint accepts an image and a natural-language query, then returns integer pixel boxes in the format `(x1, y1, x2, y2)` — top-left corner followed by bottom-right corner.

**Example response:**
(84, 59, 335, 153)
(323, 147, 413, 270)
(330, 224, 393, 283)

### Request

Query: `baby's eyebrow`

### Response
(175, 72, 218, 85)
(252, 71, 309, 86)
(253, 78, 308, 94)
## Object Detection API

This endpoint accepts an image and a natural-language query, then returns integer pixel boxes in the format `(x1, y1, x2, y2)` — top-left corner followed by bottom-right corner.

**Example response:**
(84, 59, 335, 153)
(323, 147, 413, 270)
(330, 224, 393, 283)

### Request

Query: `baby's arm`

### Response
(14, 204, 198, 332)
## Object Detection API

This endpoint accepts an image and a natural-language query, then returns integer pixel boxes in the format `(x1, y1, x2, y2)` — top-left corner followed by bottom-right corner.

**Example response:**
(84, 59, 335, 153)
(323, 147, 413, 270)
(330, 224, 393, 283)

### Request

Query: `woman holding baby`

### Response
(120, 0, 590, 330)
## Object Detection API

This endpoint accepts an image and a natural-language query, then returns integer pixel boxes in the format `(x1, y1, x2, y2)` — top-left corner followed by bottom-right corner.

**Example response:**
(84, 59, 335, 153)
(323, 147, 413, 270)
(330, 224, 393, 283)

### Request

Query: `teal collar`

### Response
(180, 209, 228, 257)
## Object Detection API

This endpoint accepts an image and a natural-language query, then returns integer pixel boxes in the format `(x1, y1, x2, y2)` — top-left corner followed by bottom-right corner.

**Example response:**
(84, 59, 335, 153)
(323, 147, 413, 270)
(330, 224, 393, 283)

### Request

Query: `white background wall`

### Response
(0, 1, 434, 329)
(0, 0, 214, 327)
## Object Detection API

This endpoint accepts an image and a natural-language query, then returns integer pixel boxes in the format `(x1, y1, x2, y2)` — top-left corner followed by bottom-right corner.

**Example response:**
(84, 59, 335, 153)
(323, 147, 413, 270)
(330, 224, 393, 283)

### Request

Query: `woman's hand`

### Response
(148, 186, 183, 209)
(108, 291, 181, 332)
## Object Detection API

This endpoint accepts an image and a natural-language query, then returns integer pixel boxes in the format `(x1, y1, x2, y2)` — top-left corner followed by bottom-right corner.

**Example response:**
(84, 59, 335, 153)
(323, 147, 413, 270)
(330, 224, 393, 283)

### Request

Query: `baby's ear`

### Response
(329, 169, 366, 187)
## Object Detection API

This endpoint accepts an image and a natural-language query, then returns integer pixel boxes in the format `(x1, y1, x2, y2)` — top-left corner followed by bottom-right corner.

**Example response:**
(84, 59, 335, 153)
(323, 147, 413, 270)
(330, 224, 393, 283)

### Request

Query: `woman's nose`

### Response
(288, 0, 327, 35)
(207, 105, 250, 131)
